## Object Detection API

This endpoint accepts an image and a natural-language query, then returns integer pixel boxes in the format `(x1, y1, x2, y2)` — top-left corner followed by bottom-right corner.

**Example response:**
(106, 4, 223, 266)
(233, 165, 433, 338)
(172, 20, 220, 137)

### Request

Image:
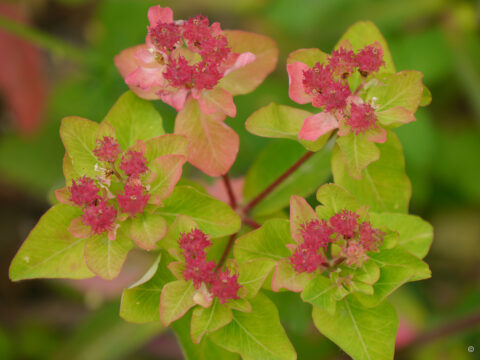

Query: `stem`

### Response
(242, 216, 260, 229)
(399, 310, 480, 351)
(0, 15, 90, 64)
(112, 168, 124, 183)
(216, 233, 236, 271)
(243, 151, 315, 214)
(222, 174, 237, 209)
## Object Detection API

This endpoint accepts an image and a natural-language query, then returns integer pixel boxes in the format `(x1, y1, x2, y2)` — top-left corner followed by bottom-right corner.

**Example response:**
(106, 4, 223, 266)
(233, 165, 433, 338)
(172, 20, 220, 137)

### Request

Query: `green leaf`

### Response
(148, 154, 186, 205)
(237, 259, 276, 298)
(271, 260, 312, 293)
(63, 152, 80, 184)
(243, 140, 331, 216)
(144, 134, 188, 163)
(312, 296, 398, 360)
(60, 116, 99, 178)
(120, 253, 175, 323)
(420, 85, 432, 107)
(289, 195, 317, 242)
(301, 275, 337, 315)
(175, 98, 239, 177)
(287, 48, 327, 67)
(367, 71, 424, 113)
(355, 247, 431, 308)
(191, 300, 233, 344)
(160, 280, 196, 326)
(315, 183, 361, 219)
(157, 186, 241, 238)
(172, 313, 239, 360)
(369, 213, 433, 259)
(336, 21, 395, 74)
(234, 219, 292, 263)
(245, 103, 329, 152)
(220, 30, 278, 96)
(209, 292, 297, 360)
(332, 130, 411, 213)
(84, 226, 133, 280)
(129, 212, 167, 250)
(9, 204, 92, 281)
(102, 91, 164, 150)
(336, 134, 380, 180)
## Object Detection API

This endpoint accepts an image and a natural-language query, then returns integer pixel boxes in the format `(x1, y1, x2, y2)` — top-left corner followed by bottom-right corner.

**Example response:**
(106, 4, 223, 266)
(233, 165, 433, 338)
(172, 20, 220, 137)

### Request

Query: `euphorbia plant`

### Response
(10, 6, 433, 360)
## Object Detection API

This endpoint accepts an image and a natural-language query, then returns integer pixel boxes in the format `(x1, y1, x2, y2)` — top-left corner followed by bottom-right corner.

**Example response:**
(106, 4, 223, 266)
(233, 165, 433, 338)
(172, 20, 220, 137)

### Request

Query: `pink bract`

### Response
(114, 5, 256, 116)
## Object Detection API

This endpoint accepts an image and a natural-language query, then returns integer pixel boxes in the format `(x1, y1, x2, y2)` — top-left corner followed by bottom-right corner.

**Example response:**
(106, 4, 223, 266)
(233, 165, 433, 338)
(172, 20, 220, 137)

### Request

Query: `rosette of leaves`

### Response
(120, 215, 297, 360)
(234, 184, 432, 360)
(9, 91, 241, 281)
(245, 21, 432, 179)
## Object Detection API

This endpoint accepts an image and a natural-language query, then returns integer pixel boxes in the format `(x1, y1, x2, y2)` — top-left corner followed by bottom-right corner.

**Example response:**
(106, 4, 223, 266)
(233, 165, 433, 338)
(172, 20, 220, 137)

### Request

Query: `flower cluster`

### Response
(289, 42, 387, 142)
(67, 136, 151, 237)
(290, 209, 384, 273)
(115, 6, 256, 114)
(179, 229, 241, 304)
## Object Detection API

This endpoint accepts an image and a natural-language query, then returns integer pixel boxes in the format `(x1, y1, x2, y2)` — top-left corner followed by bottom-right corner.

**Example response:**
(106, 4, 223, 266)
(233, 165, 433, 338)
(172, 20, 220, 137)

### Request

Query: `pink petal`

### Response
(299, 112, 338, 141)
(134, 48, 156, 64)
(224, 52, 256, 77)
(157, 88, 190, 111)
(198, 88, 236, 118)
(287, 61, 313, 104)
(125, 66, 165, 90)
(114, 45, 163, 100)
(55, 186, 72, 205)
(147, 5, 173, 26)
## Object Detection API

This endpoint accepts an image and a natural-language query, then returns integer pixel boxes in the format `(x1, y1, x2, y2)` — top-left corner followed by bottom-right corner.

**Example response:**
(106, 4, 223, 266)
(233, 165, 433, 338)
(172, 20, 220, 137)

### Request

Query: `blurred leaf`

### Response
(9, 204, 93, 281)
(244, 140, 331, 216)
(191, 300, 233, 344)
(160, 280, 196, 326)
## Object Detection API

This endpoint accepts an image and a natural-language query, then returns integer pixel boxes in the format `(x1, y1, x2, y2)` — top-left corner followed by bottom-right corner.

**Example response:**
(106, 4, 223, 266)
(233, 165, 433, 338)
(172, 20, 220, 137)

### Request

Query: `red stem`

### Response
(243, 151, 315, 214)
(222, 174, 237, 209)
(243, 216, 261, 229)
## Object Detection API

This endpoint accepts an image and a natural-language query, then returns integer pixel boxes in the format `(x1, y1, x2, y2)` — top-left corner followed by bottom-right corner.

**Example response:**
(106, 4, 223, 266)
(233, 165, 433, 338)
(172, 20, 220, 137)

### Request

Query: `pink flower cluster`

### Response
(115, 6, 256, 115)
(288, 43, 387, 142)
(290, 209, 384, 273)
(67, 137, 151, 237)
(179, 229, 241, 304)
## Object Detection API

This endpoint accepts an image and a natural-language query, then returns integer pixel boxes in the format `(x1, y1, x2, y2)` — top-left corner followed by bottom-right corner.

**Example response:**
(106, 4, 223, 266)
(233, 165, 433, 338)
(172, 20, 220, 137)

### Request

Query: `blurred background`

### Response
(0, 0, 479, 359)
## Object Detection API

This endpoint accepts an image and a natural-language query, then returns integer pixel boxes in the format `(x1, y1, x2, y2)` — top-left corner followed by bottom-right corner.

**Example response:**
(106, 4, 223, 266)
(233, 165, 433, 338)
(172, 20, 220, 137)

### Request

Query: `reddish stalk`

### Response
(242, 216, 261, 229)
(243, 151, 315, 214)
(222, 174, 237, 209)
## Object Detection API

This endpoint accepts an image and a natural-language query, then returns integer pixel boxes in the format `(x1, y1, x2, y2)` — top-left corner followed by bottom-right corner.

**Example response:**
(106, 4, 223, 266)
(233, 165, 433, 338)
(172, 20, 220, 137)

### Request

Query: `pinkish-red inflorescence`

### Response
(93, 136, 122, 163)
(81, 199, 117, 235)
(290, 209, 384, 273)
(70, 176, 100, 206)
(117, 183, 150, 217)
(179, 229, 241, 304)
(301, 43, 384, 134)
(120, 150, 149, 177)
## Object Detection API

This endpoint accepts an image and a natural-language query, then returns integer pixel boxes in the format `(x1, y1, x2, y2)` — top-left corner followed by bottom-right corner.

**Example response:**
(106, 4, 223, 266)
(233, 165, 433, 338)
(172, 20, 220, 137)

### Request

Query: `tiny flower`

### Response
(344, 103, 378, 134)
(70, 176, 100, 206)
(148, 22, 182, 52)
(93, 136, 122, 163)
(290, 243, 326, 274)
(356, 42, 385, 75)
(341, 242, 369, 267)
(298, 219, 334, 249)
(329, 209, 360, 238)
(163, 56, 195, 88)
(120, 150, 148, 177)
(179, 229, 211, 258)
(358, 222, 384, 251)
(328, 47, 357, 78)
(184, 256, 216, 289)
(81, 199, 117, 235)
(210, 268, 241, 304)
(117, 183, 149, 217)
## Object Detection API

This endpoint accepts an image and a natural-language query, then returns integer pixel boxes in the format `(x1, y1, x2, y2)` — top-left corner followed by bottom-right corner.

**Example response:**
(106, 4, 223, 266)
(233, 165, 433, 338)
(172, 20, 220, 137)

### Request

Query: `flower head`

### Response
(149, 22, 182, 52)
(329, 209, 360, 238)
(344, 103, 378, 134)
(81, 199, 117, 235)
(70, 176, 100, 206)
(93, 136, 122, 163)
(356, 42, 385, 75)
(120, 150, 148, 177)
(179, 229, 212, 258)
(210, 268, 241, 304)
(328, 47, 357, 78)
(290, 243, 326, 273)
(117, 183, 149, 217)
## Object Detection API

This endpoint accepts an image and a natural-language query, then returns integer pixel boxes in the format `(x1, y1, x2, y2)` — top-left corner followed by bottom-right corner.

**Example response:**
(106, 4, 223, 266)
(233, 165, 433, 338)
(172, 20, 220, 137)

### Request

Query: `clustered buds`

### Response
(68, 136, 152, 237)
(179, 229, 241, 304)
(150, 14, 232, 91)
(301, 43, 384, 135)
(290, 209, 384, 273)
